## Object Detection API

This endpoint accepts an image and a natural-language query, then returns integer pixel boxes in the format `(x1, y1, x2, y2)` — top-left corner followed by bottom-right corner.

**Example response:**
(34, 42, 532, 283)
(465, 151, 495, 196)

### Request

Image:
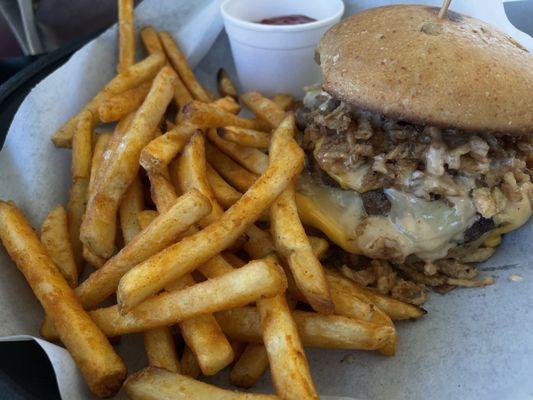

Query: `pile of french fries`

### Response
(0, 1, 426, 398)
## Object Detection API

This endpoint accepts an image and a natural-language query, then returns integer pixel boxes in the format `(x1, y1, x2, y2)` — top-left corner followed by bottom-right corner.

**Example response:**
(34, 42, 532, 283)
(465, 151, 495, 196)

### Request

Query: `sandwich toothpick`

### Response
(438, 0, 452, 19)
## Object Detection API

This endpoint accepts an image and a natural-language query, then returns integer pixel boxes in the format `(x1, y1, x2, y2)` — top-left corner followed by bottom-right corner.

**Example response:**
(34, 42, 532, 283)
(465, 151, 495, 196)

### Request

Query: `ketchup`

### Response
(258, 14, 316, 25)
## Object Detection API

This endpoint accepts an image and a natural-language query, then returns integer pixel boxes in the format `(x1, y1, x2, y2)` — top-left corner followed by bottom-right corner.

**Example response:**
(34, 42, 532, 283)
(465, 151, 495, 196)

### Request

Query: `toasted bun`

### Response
(317, 5, 533, 135)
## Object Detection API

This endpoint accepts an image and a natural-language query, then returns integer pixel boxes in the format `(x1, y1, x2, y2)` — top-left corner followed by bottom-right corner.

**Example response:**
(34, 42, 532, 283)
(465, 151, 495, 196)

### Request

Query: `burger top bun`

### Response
(316, 5, 533, 135)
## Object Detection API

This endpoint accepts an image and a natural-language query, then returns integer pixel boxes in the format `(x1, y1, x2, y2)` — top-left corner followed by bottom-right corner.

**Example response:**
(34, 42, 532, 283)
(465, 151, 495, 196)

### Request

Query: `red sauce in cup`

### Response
(258, 15, 317, 25)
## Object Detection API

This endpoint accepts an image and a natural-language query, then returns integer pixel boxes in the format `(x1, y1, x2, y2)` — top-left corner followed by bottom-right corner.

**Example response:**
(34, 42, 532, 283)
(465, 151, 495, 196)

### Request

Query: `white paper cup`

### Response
(220, 0, 344, 98)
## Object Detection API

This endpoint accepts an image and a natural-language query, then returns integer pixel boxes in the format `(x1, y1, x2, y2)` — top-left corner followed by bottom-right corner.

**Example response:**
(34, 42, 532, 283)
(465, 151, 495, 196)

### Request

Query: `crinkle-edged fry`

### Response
(217, 307, 395, 350)
(144, 327, 180, 372)
(40, 206, 78, 287)
(308, 236, 329, 260)
(124, 367, 277, 400)
(140, 121, 196, 173)
(207, 129, 268, 175)
(180, 346, 201, 378)
(98, 81, 151, 122)
(119, 175, 144, 244)
(52, 52, 165, 148)
(217, 68, 238, 100)
(230, 343, 269, 389)
(327, 271, 426, 320)
(257, 295, 319, 400)
(0, 201, 126, 397)
(206, 163, 242, 209)
(117, 134, 303, 312)
(159, 31, 211, 102)
(68, 110, 93, 268)
(81, 66, 178, 258)
(117, 0, 135, 73)
(272, 94, 294, 111)
(205, 142, 258, 192)
(183, 101, 267, 131)
(241, 92, 286, 129)
(137, 210, 158, 229)
(219, 126, 271, 149)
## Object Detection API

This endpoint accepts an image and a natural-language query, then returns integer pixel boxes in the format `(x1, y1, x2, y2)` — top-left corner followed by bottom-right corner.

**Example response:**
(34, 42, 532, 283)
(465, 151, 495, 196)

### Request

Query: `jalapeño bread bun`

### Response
(316, 5, 533, 135)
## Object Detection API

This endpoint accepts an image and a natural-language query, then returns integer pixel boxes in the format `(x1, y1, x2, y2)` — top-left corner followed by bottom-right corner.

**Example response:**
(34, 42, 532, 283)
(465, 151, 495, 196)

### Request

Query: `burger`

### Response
(295, 5, 532, 304)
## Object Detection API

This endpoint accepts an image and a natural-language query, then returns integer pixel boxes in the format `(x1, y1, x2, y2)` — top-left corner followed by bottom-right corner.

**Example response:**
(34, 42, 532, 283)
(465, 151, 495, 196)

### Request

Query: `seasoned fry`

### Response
(40, 206, 78, 287)
(81, 66, 178, 258)
(144, 327, 180, 372)
(180, 346, 201, 378)
(98, 81, 151, 122)
(117, 0, 135, 73)
(148, 171, 178, 212)
(119, 175, 144, 244)
(217, 307, 395, 350)
(140, 26, 164, 55)
(137, 209, 159, 229)
(214, 96, 241, 115)
(117, 132, 303, 312)
(217, 68, 238, 99)
(140, 121, 196, 173)
(243, 224, 276, 259)
(0, 201, 126, 397)
(241, 92, 286, 128)
(51, 52, 165, 148)
(257, 295, 318, 400)
(207, 129, 268, 175)
(219, 126, 271, 149)
(230, 343, 269, 389)
(308, 236, 329, 260)
(183, 101, 268, 131)
(159, 31, 211, 102)
(206, 163, 242, 208)
(125, 367, 277, 400)
(83, 246, 106, 269)
(327, 271, 427, 320)
(205, 142, 258, 192)
(272, 94, 294, 111)
(68, 110, 93, 268)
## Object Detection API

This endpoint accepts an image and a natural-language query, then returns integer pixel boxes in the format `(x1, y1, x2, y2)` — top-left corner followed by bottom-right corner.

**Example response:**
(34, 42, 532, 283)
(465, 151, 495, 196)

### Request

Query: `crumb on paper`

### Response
(508, 274, 523, 282)
(341, 354, 356, 364)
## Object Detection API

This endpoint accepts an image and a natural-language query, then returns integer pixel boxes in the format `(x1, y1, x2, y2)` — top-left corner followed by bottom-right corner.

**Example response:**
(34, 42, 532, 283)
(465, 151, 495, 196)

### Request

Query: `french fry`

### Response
(219, 126, 271, 149)
(243, 224, 276, 259)
(143, 327, 180, 372)
(68, 110, 93, 268)
(241, 92, 286, 129)
(98, 81, 151, 122)
(327, 271, 427, 321)
(81, 66, 178, 258)
(140, 26, 164, 55)
(137, 209, 159, 229)
(0, 201, 126, 397)
(159, 31, 211, 102)
(257, 295, 319, 400)
(140, 121, 196, 173)
(51, 52, 165, 148)
(180, 346, 201, 378)
(83, 246, 106, 269)
(207, 129, 268, 175)
(124, 367, 277, 400)
(217, 68, 238, 99)
(230, 343, 269, 388)
(117, 0, 135, 73)
(40, 206, 78, 287)
(117, 131, 303, 312)
(119, 175, 144, 244)
(217, 307, 395, 350)
(148, 171, 178, 212)
(205, 142, 258, 192)
(213, 96, 241, 114)
(206, 163, 242, 209)
(182, 101, 267, 131)
(308, 236, 329, 260)
(37, 259, 288, 339)
(272, 94, 294, 111)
